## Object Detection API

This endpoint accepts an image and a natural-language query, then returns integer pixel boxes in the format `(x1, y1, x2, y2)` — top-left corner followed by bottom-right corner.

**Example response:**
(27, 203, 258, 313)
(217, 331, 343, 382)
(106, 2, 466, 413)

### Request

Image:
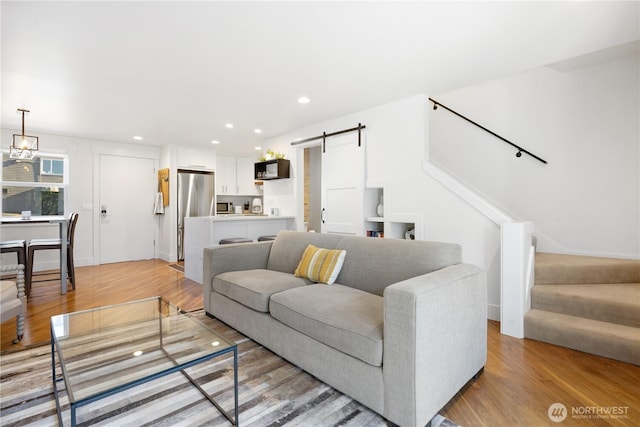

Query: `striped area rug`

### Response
(0, 310, 456, 427)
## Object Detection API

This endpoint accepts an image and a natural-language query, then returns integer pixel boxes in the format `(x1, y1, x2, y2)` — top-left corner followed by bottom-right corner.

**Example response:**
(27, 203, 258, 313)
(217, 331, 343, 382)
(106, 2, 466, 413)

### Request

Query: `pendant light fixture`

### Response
(10, 108, 39, 160)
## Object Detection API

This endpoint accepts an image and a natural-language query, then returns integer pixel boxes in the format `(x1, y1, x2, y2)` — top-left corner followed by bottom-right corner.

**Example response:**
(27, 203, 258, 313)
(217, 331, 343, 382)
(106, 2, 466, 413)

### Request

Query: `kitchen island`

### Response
(184, 215, 296, 284)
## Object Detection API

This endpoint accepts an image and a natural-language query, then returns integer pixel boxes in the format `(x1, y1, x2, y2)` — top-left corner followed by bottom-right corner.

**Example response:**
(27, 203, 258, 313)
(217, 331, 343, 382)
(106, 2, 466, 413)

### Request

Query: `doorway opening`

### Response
(304, 146, 322, 233)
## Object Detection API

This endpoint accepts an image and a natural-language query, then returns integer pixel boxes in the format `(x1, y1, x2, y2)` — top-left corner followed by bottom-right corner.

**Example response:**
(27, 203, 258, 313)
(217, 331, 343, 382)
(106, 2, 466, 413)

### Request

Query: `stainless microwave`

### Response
(216, 202, 233, 213)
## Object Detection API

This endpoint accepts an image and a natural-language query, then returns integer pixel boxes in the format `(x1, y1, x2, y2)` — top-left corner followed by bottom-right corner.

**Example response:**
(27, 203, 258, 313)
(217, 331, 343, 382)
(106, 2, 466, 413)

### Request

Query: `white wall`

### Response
(261, 57, 640, 318)
(1, 129, 161, 270)
(262, 95, 503, 320)
(1, 131, 218, 268)
(429, 54, 640, 258)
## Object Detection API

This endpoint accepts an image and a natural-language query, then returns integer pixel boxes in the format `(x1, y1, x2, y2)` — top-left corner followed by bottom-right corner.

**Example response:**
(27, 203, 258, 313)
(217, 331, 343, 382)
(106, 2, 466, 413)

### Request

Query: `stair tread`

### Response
(530, 283, 640, 327)
(527, 253, 640, 365)
(525, 309, 639, 332)
(532, 283, 639, 303)
(524, 309, 640, 365)
(535, 252, 640, 285)
(536, 252, 640, 268)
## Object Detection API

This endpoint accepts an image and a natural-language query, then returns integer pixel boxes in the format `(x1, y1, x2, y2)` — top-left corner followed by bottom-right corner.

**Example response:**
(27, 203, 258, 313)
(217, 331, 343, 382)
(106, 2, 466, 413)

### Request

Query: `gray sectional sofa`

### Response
(203, 230, 487, 427)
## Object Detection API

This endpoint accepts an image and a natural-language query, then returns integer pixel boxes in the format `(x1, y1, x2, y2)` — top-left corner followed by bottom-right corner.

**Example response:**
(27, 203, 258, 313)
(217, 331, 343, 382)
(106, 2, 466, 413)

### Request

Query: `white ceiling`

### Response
(2, 1, 638, 156)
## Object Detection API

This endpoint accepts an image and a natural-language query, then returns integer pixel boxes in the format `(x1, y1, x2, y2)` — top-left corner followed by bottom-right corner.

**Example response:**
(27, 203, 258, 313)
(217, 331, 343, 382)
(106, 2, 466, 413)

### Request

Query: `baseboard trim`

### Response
(487, 303, 500, 322)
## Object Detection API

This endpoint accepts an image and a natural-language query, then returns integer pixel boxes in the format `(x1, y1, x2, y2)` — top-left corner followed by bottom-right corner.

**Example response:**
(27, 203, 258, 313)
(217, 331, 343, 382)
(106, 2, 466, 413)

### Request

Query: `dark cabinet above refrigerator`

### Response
(254, 159, 290, 180)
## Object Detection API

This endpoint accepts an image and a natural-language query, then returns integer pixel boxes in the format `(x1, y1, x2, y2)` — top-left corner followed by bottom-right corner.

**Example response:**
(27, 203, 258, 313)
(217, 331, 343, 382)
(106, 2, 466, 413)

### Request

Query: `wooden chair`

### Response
(0, 264, 26, 343)
(26, 212, 79, 290)
(0, 240, 27, 266)
(0, 239, 29, 295)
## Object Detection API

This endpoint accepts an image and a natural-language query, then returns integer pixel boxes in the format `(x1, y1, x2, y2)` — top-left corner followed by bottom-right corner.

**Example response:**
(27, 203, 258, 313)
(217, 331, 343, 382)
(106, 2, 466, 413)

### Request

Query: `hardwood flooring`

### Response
(2, 259, 639, 425)
(1, 259, 203, 351)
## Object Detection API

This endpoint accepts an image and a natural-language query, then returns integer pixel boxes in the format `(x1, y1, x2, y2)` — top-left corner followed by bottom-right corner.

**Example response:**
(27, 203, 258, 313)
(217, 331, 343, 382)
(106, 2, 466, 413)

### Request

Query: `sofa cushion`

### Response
(269, 284, 384, 366)
(294, 244, 346, 285)
(267, 231, 345, 274)
(267, 231, 463, 296)
(213, 269, 311, 312)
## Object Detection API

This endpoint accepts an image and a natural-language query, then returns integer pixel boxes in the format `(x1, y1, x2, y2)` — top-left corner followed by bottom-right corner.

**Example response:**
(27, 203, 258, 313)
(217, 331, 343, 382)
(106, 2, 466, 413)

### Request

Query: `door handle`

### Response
(321, 208, 325, 224)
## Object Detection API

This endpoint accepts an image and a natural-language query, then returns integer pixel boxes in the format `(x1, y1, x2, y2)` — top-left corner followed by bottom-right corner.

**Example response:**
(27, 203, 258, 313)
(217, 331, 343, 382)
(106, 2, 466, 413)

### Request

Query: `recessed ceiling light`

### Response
(133, 136, 143, 140)
(211, 140, 220, 144)
(297, 96, 310, 104)
(254, 129, 262, 134)
(225, 123, 234, 129)
(255, 146, 262, 151)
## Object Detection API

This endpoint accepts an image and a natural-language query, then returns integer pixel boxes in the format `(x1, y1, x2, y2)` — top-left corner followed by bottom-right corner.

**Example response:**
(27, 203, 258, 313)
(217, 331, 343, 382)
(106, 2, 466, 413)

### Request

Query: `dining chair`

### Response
(0, 240, 30, 296)
(0, 264, 26, 343)
(26, 212, 79, 291)
(0, 240, 27, 266)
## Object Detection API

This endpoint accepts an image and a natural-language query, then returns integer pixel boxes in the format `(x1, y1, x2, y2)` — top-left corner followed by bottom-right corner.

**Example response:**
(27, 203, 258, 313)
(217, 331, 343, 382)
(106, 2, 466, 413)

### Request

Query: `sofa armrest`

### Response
(203, 242, 273, 311)
(382, 263, 487, 427)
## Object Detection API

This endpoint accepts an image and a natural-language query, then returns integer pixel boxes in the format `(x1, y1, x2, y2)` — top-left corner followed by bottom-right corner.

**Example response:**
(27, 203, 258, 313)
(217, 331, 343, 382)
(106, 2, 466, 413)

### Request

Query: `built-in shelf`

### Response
(254, 159, 290, 180)
(364, 187, 417, 239)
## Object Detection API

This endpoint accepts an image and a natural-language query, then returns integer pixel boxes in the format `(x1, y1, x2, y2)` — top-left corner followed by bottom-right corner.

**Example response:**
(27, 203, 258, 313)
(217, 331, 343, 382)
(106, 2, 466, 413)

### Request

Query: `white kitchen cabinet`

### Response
(216, 156, 236, 195)
(216, 156, 260, 196)
(177, 147, 215, 171)
(236, 157, 261, 195)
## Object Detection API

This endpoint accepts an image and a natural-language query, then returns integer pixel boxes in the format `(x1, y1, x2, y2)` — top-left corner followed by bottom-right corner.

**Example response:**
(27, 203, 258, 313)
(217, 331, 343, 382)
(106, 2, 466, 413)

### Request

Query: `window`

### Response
(41, 158, 64, 176)
(1, 152, 69, 216)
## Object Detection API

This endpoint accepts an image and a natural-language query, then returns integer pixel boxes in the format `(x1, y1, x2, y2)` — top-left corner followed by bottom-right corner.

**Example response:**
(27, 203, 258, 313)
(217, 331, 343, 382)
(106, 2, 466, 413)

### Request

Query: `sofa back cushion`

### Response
(267, 231, 344, 273)
(267, 231, 462, 296)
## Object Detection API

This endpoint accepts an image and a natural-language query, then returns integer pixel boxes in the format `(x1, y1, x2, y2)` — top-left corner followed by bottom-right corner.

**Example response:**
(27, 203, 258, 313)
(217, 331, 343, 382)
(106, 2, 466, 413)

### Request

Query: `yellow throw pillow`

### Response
(294, 244, 346, 285)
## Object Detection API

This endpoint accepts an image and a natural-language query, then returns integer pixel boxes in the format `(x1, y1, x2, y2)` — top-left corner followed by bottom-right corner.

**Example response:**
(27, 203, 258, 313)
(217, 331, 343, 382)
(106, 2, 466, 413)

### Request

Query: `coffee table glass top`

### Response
(51, 296, 234, 403)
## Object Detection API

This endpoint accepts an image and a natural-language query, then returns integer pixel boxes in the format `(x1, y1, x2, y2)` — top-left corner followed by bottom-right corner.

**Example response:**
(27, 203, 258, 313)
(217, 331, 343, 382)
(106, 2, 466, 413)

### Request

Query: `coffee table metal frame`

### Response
(51, 297, 238, 426)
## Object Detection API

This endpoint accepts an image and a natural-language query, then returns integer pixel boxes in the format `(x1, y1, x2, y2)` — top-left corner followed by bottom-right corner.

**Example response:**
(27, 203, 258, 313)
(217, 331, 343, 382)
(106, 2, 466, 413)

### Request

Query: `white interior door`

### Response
(321, 133, 364, 235)
(99, 154, 155, 264)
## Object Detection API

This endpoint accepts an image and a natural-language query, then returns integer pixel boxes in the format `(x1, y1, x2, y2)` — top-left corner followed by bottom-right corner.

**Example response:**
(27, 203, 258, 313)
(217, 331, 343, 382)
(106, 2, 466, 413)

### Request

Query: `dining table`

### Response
(1, 215, 69, 294)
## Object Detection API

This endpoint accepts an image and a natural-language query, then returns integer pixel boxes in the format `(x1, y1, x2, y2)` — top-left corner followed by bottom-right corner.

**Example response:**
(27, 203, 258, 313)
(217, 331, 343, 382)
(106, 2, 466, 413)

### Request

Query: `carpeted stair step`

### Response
(530, 283, 640, 328)
(524, 309, 640, 365)
(535, 253, 640, 285)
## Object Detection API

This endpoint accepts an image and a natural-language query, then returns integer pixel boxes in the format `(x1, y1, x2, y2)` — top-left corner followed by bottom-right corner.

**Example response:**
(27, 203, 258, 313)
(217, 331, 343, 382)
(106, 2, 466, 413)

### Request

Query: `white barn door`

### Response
(321, 133, 364, 235)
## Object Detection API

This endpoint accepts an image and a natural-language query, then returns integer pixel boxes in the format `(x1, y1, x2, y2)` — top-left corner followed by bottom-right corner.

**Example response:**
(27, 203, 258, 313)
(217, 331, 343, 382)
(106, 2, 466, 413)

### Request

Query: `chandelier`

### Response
(10, 108, 39, 160)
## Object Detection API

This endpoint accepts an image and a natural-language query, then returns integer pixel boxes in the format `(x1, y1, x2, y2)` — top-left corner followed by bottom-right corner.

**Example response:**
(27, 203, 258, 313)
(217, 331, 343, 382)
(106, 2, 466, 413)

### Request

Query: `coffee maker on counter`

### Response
(251, 198, 262, 214)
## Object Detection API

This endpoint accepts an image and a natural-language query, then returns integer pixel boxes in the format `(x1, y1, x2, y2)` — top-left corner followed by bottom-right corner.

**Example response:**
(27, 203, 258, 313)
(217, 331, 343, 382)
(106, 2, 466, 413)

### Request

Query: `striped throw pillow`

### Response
(294, 244, 346, 285)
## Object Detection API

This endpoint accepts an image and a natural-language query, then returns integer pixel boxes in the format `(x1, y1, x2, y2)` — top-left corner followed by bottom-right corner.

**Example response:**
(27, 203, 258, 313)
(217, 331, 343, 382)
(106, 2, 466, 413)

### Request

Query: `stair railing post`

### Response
(501, 221, 535, 338)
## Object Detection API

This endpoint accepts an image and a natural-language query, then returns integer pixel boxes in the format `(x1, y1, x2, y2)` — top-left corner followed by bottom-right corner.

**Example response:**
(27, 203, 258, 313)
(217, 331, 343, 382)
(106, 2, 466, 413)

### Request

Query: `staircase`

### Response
(524, 252, 640, 365)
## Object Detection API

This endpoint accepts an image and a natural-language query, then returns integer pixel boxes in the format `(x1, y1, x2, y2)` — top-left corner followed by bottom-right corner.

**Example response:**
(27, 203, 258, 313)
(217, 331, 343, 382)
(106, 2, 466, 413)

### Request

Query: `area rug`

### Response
(0, 310, 458, 427)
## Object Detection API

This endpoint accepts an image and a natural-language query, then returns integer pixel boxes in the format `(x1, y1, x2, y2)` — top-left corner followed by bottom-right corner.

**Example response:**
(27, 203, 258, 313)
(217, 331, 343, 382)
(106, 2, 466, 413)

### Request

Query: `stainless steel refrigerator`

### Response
(177, 169, 215, 261)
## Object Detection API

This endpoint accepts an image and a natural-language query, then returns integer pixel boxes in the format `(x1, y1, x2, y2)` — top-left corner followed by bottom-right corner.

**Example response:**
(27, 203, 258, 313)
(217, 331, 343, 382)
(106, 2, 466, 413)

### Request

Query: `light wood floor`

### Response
(1, 259, 203, 351)
(2, 259, 639, 425)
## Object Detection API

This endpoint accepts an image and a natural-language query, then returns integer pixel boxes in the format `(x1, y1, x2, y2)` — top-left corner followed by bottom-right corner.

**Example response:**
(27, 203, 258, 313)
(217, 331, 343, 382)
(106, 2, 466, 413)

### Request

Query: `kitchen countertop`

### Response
(196, 215, 294, 221)
(184, 215, 296, 284)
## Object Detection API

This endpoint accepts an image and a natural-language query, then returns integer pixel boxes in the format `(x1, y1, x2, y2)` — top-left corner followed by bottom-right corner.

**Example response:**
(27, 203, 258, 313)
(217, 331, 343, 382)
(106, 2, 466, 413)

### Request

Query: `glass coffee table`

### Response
(51, 297, 238, 426)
